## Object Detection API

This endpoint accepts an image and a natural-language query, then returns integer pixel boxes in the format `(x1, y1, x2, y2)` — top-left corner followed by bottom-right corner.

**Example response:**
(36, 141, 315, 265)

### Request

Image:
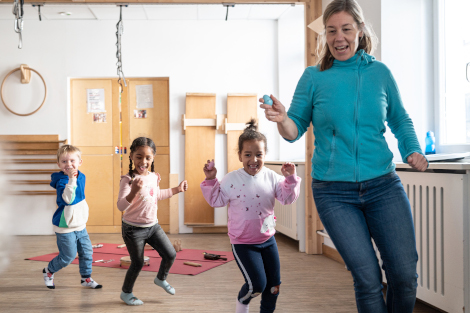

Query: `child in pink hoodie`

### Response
(200, 119, 301, 313)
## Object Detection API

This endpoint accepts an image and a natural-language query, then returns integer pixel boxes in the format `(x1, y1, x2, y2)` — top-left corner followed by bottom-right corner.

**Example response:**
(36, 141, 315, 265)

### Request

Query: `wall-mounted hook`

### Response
(32, 4, 45, 21)
(20, 64, 31, 84)
(223, 3, 234, 21)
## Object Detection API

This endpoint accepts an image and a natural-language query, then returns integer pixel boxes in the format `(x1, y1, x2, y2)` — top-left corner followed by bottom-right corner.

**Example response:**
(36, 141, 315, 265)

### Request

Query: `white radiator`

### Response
(397, 171, 466, 313)
(266, 164, 298, 240)
(274, 197, 297, 240)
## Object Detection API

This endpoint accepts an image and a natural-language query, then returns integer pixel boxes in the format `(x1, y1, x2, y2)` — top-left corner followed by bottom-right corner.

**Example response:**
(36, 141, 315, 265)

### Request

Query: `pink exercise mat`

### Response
(88, 243, 234, 263)
(26, 245, 234, 276)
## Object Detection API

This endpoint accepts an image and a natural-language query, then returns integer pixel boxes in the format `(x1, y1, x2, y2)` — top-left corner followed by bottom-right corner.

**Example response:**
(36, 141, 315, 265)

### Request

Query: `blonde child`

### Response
(44, 144, 102, 289)
(117, 137, 188, 305)
(200, 120, 301, 313)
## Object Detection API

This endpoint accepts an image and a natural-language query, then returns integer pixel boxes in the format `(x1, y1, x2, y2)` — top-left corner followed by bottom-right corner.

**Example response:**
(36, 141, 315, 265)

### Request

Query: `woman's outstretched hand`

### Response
(281, 162, 296, 177)
(259, 95, 287, 123)
(203, 159, 217, 180)
(407, 152, 428, 172)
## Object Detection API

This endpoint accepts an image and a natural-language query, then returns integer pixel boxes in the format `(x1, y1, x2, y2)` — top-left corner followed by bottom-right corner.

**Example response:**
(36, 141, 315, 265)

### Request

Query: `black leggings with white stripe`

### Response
(232, 236, 281, 313)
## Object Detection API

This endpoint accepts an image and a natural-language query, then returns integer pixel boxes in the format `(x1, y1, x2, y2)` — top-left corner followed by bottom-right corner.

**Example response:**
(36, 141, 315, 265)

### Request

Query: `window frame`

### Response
(435, 0, 470, 153)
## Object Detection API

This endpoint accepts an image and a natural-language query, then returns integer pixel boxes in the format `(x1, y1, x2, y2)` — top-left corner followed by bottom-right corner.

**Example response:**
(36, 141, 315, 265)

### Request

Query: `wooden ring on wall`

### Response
(1, 67, 47, 116)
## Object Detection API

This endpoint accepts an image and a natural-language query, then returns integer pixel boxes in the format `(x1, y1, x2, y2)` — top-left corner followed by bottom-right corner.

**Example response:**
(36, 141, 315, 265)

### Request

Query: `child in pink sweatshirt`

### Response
(117, 137, 188, 306)
(200, 119, 301, 313)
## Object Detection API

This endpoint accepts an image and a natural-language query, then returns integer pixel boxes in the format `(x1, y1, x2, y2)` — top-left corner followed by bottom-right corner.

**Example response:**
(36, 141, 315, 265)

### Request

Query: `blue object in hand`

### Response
(425, 131, 436, 155)
(263, 95, 273, 105)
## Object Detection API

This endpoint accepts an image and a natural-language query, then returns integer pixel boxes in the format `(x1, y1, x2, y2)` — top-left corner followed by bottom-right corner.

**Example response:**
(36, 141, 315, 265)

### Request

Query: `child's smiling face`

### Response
(57, 152, 82, 174)
(130, 146, 155, 175)
(238, 139, 266, 176)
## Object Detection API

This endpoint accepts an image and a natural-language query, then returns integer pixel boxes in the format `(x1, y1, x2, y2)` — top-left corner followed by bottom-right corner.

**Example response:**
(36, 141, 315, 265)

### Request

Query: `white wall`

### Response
(278, 6, 306, 161)
(381, 0, 434, 159)
(0, 19, 281, 234)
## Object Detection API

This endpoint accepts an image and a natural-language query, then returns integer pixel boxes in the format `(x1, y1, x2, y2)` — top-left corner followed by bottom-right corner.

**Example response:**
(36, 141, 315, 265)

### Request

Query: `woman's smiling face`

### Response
(325, 11, 363, 61)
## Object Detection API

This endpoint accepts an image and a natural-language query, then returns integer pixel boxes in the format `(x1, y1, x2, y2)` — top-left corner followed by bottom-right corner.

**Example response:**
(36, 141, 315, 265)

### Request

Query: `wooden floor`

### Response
(0, 233, 441, 313)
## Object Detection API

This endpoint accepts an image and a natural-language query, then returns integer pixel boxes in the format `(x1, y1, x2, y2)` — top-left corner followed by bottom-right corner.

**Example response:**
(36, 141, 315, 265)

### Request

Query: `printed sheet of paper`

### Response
(134, 109, 147, 119)
(93, 113, 107, 123)
(136, 85, 154, 109)
(87, 89, 106, 113)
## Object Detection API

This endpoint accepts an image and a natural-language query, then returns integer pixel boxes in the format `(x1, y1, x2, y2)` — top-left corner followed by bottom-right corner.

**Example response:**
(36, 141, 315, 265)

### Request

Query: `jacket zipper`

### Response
(329, 129, 336, 172)
(355, 65, 362, 182)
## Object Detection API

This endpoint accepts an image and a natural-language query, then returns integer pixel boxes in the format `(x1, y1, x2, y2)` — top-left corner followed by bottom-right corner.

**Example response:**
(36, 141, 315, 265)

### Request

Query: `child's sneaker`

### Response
(81, 277, 102, 289)
(236, 299, 249, 313)
(42, 268, 55, 289)
(154, 277, 175, 295)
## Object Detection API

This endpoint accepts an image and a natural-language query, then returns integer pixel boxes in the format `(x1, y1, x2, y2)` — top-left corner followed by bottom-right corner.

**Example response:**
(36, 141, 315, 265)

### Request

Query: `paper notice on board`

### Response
(136, 85, 154, 109)
(87, 89, 106, 113)
(93, 113, 107, 123)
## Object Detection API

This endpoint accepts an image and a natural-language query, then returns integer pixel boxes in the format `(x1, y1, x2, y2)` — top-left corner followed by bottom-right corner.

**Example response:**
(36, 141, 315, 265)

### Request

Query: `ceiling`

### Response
(0, 3, 297, 20)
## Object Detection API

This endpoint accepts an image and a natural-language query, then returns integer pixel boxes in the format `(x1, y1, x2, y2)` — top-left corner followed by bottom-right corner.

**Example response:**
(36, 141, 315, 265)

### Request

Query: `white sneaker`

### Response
(81, 277, 102, 289)
(42, 268, 55, 289)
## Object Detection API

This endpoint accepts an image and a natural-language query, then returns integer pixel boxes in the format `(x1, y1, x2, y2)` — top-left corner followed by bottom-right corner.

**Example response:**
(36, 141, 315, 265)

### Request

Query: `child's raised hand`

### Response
(130, 177, 144, 194)
(178, 180, 188, 193)
(203, 159, 217, 180)
(66, 169, 78, 179)
(281, 162, 296, 177)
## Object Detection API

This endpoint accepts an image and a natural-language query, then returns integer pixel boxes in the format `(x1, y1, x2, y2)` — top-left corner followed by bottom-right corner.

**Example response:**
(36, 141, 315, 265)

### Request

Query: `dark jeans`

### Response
(312, 172, 418, 313)
(232, 236, 281, 313)
(121, 222, 176, 293)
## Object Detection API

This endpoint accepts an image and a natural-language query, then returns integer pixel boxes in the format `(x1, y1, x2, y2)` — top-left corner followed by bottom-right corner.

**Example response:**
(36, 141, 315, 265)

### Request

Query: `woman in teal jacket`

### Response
(261, 0, 427, 312)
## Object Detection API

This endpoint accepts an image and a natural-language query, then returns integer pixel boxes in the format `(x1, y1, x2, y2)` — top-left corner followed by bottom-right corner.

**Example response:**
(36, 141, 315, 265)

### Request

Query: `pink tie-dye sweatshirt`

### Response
(117, 172, 173, 227)
(200, 167, 301, 244)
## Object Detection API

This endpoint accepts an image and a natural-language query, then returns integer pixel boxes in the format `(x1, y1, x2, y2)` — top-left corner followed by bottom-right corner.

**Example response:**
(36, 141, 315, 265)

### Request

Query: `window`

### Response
(437, 0, 470, 151)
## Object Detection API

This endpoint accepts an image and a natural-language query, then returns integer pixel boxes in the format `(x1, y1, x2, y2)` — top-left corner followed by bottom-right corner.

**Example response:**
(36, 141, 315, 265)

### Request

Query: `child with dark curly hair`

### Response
(201, 120, 301, 313)
(117, 137, 188, 306)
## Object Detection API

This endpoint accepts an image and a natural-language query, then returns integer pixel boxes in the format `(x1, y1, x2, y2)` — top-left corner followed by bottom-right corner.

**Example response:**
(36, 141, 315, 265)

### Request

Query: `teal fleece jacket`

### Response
(287, 50, 423, 182)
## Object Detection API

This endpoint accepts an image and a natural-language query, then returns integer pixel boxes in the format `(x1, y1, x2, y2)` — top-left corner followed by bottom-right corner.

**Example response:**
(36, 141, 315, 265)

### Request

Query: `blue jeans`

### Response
(312, 172, 418, 313)
(232, 236, 281, 313)
(48, 228, 93, 278)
